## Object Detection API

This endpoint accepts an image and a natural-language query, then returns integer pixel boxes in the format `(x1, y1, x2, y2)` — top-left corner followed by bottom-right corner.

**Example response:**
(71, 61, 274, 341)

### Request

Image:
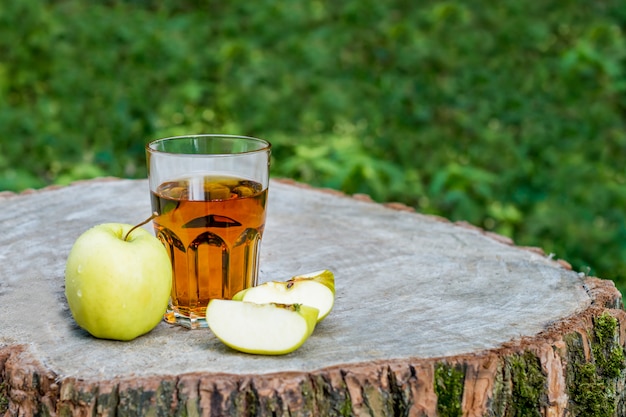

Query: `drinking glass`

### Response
(146, 134, 271, 329)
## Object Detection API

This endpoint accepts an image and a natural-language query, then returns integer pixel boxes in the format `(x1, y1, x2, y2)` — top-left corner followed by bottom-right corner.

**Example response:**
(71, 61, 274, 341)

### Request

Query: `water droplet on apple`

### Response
(77, 265, 84, 274)
(76, 289, 82, 298)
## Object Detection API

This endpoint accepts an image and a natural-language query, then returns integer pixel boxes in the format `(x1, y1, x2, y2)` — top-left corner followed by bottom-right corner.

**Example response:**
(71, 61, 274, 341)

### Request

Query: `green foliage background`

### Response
(1, 1, 625, 292)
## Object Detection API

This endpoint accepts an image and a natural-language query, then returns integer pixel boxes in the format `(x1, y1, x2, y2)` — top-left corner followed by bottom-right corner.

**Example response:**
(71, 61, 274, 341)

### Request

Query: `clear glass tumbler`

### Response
(146, 134, 271, 329)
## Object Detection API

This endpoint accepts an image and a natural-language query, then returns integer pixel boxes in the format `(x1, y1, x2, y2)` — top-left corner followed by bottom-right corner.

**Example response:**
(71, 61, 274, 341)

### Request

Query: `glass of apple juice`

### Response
(146, 134, 271, 329)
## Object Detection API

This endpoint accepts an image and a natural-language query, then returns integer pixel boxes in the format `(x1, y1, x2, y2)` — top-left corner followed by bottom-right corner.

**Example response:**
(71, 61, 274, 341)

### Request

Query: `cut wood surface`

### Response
(0, 178, 624, 416)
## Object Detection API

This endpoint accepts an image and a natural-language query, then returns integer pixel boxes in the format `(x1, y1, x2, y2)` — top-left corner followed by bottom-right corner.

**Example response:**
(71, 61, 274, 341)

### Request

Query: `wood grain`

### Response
(0, 178, 623, 416)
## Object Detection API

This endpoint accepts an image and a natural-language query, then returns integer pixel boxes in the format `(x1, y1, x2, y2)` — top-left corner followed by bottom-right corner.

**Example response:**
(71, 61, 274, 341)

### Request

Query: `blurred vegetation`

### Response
(1, 1, 625, 292)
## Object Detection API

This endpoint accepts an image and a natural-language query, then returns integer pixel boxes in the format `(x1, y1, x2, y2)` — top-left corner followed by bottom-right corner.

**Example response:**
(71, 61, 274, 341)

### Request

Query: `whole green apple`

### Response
(65, 222, 172, 341)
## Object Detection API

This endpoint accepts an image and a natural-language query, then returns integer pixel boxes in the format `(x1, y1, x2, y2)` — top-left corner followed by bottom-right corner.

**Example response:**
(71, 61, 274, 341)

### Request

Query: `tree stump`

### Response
(0, 178, 624, 417)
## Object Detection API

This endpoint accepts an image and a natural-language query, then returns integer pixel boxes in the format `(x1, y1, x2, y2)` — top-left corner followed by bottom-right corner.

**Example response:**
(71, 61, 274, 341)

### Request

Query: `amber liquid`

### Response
(151, 175, 268, 327)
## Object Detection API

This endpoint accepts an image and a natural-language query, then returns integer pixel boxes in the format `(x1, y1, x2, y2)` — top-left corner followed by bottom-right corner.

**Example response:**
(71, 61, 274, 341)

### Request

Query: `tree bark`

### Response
(0, 178, 623, 416)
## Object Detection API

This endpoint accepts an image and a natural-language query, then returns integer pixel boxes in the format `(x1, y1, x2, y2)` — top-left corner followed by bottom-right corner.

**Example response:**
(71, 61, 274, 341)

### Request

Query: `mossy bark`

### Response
(489, 351, 547, 417)
(434, 363, 465, 417)
(564, 312, 626, 417)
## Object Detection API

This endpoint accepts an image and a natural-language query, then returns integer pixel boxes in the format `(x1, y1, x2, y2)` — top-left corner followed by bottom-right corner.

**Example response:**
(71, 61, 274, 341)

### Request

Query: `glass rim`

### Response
(146, 134, 271, 156)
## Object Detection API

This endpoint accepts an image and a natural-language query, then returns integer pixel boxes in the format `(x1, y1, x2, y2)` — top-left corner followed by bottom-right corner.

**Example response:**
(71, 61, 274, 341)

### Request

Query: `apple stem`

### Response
(124, 212, 159, 241)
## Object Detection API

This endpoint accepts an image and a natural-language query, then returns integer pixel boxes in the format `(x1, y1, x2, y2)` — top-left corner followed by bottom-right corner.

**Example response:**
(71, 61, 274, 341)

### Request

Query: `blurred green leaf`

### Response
(1, 0, 625, 294)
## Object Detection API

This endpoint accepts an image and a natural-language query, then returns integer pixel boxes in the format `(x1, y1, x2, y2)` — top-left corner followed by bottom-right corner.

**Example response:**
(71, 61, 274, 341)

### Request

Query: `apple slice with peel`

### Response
(206, 300, 319, 355)
(232, 270, 335, 322)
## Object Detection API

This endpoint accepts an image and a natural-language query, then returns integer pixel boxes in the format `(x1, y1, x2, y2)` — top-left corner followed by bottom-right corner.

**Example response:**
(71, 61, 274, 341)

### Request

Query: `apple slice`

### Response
(206, 300, 318, 355)
(232, 270, 335, 322)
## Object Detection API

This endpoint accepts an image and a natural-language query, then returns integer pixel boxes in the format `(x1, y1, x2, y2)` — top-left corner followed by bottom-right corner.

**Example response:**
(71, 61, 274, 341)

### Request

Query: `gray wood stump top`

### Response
(0, 178, 621, 416)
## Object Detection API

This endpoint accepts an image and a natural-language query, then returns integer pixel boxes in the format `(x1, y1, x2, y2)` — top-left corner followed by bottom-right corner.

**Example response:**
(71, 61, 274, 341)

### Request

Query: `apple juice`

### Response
(150, 175, 268, 325)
